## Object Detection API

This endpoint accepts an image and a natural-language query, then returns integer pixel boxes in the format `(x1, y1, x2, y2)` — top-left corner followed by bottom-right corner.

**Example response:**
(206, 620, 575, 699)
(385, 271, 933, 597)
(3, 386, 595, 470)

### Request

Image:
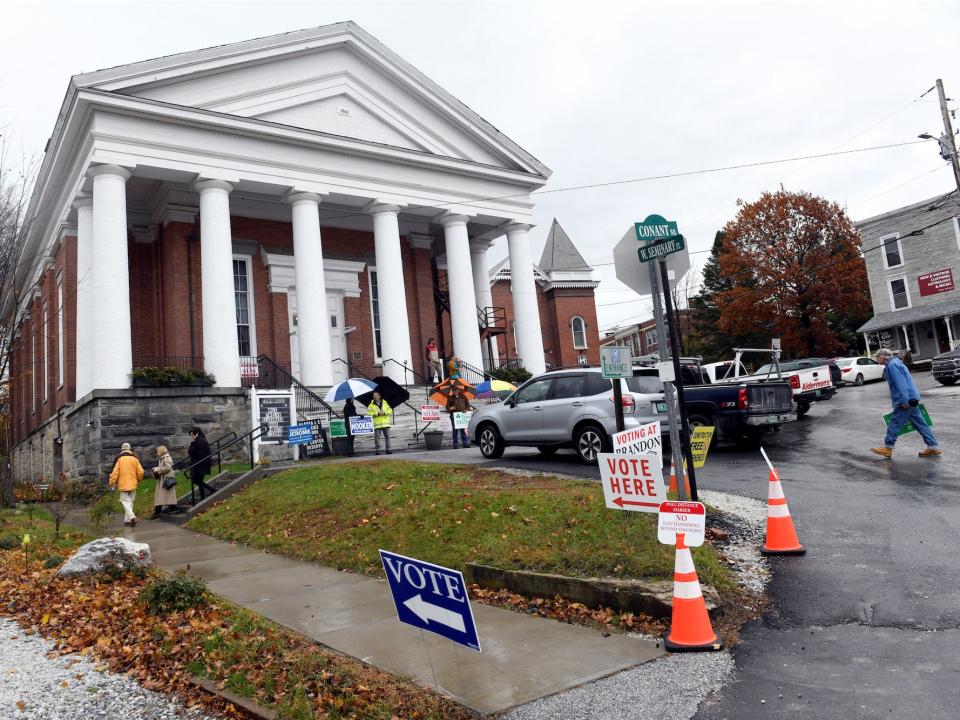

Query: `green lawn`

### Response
(188, 461, 734, 595)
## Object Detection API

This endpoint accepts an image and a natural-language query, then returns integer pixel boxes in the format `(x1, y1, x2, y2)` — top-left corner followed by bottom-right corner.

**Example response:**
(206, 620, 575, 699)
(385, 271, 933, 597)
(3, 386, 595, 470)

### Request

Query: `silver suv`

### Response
(468, 368, 641, 463)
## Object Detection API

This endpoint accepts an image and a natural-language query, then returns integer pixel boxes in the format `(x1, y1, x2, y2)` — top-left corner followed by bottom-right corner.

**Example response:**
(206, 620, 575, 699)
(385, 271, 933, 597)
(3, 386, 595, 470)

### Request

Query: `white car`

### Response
(835, 356, 885, 386)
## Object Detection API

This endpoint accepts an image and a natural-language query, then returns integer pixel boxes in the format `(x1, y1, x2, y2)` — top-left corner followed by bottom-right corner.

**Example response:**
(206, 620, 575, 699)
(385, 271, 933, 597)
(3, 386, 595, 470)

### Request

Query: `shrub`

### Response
(0, 535, 18, 550)
(99, 549, 149, 582)
(43, 554, 65, 569)
(139, 570, 207, 615)
(131, 366, 216, 386)
(88, 492, 121, 533)
(489, 366, 532, 385)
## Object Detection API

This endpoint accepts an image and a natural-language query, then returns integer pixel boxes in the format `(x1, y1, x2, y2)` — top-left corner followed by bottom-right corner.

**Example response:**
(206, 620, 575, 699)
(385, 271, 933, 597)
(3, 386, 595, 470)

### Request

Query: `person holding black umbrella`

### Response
(343, 398, 358, 457)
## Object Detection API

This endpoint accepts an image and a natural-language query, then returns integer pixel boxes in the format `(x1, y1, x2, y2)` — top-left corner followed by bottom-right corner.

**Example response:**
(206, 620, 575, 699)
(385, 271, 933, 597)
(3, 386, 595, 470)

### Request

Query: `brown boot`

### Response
(870, 447, 893, 458)
(918, 448, 942, 457)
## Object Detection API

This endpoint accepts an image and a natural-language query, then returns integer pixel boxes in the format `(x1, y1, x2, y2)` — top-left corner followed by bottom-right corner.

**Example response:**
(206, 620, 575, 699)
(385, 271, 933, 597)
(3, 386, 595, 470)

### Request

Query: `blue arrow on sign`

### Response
(379, 549, 481, 652)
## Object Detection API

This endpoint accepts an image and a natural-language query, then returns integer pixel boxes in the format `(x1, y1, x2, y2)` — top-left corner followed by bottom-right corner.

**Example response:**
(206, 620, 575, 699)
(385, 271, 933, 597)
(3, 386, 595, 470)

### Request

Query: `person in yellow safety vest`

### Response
(367, 390, 394, 455)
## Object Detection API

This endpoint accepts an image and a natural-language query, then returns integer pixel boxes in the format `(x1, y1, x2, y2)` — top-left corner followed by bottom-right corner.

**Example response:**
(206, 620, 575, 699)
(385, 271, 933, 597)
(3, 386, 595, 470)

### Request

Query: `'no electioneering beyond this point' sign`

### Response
(379, 549, 481, 652)
(658, 501, 706, 546)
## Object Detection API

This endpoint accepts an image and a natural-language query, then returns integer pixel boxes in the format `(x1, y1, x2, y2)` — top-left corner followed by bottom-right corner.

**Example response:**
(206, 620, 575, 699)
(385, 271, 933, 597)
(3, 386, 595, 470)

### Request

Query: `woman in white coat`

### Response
(149, 445, 179, 518)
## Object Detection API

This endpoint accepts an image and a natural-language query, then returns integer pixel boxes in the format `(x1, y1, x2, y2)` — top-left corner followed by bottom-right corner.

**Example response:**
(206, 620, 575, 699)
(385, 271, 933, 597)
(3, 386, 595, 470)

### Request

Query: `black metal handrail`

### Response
(244, 355, 339, 421)
(478, 306, 507, 331)
(455, 358, 491, 385)
(176, 423, 270, 505)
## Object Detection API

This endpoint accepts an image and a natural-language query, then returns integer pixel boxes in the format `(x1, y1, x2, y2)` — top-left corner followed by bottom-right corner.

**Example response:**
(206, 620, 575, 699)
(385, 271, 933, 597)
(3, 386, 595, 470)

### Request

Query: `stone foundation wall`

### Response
(12, 388, 254, 483)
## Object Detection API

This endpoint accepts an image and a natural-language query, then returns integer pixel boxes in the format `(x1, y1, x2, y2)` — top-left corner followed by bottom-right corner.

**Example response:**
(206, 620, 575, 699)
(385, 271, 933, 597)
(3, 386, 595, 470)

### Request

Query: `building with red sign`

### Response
(857, 191, 960, 362)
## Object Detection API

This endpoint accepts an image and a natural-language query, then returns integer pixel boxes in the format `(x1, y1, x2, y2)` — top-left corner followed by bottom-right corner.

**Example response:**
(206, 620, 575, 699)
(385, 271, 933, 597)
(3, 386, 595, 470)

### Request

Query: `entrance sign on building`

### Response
(657, 501, 706, 546)
(690, 426, 715, 468)
(453, 411, 473, 430)
(421, 404, 442, 422)
(257, 394, 292, 443)
(613, 421, 662, 456)
(329, 419, 347, 438)
(349, 415, 374, 435)
(379, 549, 481, 652)
(287, 423, 314, 445)
(601, 346, 632, 379)
(598, 452, 666, 512)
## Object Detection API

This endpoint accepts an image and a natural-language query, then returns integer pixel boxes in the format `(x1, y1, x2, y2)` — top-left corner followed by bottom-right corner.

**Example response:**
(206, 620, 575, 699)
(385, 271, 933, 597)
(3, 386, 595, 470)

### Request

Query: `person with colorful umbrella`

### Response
(446, 385, 475, 448)
(429, 377, 475, 406)
(474, 379, 517, 400)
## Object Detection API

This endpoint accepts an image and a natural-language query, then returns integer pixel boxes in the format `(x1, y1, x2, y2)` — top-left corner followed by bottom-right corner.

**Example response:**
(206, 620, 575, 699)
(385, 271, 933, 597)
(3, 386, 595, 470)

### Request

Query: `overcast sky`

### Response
(2, 0, 958, 331)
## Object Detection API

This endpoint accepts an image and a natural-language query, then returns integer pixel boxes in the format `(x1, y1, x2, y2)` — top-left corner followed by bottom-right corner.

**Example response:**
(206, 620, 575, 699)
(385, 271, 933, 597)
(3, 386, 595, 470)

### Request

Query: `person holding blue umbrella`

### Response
(323, 377, 377, 403)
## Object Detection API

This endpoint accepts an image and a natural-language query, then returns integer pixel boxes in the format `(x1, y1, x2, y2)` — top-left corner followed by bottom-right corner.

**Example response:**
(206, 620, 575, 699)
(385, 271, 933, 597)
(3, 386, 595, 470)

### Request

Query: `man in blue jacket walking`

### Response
(871, 348, 941, 458)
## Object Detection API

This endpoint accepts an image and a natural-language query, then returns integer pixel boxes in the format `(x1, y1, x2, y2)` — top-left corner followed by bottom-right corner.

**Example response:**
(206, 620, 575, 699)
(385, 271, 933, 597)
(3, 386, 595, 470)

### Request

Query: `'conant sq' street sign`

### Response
(635, 214, 685, 263)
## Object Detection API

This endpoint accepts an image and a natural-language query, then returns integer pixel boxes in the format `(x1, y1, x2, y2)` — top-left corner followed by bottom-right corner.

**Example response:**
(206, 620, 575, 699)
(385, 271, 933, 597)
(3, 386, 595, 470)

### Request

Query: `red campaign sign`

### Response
(917, 269, 954, 297)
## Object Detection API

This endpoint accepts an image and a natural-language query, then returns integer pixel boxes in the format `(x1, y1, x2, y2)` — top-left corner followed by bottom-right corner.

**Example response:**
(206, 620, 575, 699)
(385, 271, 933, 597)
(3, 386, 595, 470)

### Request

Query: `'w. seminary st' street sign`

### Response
(635, 214, 685, 263)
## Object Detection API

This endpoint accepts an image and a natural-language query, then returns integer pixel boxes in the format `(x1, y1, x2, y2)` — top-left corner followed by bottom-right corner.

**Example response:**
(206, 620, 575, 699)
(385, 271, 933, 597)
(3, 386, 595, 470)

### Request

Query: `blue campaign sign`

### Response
(379, 549, 481, 652)
(350, 415, 374, 436)
(287, 423, 314, 445)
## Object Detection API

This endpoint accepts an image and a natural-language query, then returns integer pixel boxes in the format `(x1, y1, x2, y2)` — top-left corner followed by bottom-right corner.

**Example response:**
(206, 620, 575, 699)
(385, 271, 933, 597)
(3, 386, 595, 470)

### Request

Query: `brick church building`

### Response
(5, 23, 601, 483)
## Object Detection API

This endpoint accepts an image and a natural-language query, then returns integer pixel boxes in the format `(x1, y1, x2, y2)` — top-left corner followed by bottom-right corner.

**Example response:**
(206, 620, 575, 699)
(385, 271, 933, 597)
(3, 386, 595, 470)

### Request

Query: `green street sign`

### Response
(634, 214, 679, 242)
(600, 346, 632, 379)
(638, 234, 685, 262)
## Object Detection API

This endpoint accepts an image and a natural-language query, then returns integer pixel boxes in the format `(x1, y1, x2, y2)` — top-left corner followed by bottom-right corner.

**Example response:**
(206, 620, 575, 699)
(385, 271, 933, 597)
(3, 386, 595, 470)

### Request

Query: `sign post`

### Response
(601, 346, 631, 434)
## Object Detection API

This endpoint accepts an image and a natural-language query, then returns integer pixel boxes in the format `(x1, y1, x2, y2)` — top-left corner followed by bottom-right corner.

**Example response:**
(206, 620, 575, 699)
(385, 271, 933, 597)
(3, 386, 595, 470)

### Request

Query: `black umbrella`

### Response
(355, 376, 411, 410)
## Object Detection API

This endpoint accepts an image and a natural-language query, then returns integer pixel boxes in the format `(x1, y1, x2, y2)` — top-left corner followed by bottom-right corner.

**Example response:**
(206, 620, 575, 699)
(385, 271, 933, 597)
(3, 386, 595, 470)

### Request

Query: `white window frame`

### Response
(42, 301, 48, 402)
(953, 216, 960, 251)
(56, 273, 64, 388)
(571, 316, 587, 349)
(880, 232, 904, 270)
(233, 255, 257, 358)
(887, 275, 911, 311)
(645, 330, 658, 348)
(367, 266, 383, 363)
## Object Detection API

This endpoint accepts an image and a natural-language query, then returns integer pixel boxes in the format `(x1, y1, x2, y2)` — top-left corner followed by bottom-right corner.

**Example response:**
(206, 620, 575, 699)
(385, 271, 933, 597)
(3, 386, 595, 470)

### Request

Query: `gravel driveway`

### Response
(0, 618, 217, 720)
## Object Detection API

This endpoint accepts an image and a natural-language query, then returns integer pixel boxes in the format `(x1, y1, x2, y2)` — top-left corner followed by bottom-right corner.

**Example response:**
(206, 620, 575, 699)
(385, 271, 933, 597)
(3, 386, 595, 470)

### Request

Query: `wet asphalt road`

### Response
(477, 374, 960, 719)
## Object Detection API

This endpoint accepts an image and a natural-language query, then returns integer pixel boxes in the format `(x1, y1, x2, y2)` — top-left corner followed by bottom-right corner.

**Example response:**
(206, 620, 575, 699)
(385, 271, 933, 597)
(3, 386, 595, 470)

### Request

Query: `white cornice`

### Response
(262, 251, 365, 296)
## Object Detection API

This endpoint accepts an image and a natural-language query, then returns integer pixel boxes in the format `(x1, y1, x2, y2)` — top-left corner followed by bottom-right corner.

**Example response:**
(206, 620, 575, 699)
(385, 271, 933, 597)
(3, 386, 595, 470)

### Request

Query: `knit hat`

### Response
(120, 442, 132, 452)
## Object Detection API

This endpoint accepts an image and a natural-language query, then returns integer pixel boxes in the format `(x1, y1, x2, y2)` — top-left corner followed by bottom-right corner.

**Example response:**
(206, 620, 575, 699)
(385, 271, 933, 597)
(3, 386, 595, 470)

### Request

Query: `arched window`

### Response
(571, 316, 587, 349)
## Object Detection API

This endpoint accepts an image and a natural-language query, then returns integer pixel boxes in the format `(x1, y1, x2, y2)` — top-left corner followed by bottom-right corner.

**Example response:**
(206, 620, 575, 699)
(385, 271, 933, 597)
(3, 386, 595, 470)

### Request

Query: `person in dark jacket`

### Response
(446, 386, 474, 449)
(187, 426, 216, 500)
(342, 398, 358, 457)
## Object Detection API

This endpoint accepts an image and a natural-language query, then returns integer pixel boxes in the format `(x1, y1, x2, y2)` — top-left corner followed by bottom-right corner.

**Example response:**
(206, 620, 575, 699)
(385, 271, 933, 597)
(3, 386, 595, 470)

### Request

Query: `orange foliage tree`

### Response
(717, 190, 870, 357)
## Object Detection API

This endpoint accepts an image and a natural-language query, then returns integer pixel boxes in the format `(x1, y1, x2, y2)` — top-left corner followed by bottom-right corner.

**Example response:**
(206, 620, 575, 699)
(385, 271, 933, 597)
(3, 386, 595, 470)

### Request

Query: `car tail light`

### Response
(789, 375, 800, 389)
(612, 394, 636, 414)
(737, 387, 749, 410)
(841, 367, 852, 373)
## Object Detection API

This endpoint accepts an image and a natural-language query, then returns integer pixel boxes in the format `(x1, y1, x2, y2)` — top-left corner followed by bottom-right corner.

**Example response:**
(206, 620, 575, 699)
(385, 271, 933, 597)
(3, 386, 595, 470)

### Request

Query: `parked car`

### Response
(931, 348, 960, 386)
(751, 361, 836, 416)
(800, 358, 844, 387)
(835, 356, 885, 385)
(468, 368, 641, 463)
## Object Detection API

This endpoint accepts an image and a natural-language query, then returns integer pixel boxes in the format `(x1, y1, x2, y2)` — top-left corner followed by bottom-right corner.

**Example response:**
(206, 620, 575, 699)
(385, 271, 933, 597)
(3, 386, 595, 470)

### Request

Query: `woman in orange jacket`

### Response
(109, 442, 144, 527)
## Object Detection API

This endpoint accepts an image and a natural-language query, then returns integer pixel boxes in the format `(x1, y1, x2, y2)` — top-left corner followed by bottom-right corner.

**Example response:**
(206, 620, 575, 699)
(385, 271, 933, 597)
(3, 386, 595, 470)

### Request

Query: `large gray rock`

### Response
(56, 537, 152, 577)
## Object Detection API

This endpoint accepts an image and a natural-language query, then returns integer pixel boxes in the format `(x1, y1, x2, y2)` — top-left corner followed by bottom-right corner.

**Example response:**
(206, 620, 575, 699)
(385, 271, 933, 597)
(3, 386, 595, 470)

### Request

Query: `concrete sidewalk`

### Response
(117, 521, 662, 714)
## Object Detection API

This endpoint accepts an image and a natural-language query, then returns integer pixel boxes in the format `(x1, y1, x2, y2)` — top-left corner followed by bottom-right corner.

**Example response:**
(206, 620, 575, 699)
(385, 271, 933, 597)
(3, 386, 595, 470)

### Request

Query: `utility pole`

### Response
(935, 79, 960, 194)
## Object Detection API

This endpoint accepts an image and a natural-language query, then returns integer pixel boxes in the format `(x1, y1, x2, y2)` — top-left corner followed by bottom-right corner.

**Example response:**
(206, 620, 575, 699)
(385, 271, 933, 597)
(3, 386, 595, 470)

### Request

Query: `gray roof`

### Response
(858, 296, 960, 333)
(538, 219, 592, 273)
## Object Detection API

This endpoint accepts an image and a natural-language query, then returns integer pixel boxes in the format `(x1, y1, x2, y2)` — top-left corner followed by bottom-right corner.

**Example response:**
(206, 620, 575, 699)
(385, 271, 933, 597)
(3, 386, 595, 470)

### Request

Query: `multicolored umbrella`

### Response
(429, 378, 476, 406)
(323, 377, 377, 402)
(474, 379, 517, 399)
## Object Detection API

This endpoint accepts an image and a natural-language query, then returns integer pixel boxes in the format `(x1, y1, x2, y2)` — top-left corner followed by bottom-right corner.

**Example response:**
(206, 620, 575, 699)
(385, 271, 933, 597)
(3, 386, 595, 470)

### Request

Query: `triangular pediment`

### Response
(74, 23, 549, 177)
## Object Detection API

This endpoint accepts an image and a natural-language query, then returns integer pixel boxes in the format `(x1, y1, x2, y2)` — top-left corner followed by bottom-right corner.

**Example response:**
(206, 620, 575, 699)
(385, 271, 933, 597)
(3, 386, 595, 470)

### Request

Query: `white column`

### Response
(505, 223, 546, 374)
(195, 179, 242, 387)
(470, 239, 498, 368)
(73, 196, 93, 397)
(288, 192, 333, 386)
(901, 325, 912, 353)
(946, 316, 956, 350)
(369, 204, 414, 384)
(863, 333, 871, 357)
(88, 165, 132, 390)
(441, 214, 484, 373)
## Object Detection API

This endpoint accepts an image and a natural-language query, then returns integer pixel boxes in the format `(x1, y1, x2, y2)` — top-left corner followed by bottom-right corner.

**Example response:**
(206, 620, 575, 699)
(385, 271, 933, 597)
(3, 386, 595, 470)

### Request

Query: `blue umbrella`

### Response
(323, 377, 377, 402)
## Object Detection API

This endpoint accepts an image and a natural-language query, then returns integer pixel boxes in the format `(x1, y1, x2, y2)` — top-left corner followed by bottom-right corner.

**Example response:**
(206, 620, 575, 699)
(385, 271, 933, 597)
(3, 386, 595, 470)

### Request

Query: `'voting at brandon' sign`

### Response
(599, 452, 666, 512)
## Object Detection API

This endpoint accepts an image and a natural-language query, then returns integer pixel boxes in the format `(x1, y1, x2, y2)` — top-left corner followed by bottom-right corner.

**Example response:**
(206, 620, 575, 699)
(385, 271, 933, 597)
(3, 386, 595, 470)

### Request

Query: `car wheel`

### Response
(854, 373, 864, 386)
(574, 425, 607, 464)
(796, 403, 810, 417)
(536, 446, 558, 456)
(478, 424, 505, 459)
(937, 378, 957, 386)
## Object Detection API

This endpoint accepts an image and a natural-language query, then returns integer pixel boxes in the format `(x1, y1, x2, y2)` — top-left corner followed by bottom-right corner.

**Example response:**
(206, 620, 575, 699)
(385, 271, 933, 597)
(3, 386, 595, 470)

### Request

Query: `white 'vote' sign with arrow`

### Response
(598, 452, 666, 513)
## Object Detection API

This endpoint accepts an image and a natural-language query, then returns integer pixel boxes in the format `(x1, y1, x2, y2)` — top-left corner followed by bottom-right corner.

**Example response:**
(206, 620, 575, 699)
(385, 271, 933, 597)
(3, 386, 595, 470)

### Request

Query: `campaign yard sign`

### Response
(379, 549, 481, 652)
(689, 426, 715, 468)
(613, 421, 661, 457)
(287, 423, 314, 445)
(598, 452, 666, 513)
(420, 404, 442, 422)
(882, 404, 934, 437)
(349, 415, 374, 436)
(303, 418, 329, 457)
(329, 419, 347, 438)
(453, 411, 473, 430)
(657, 501, 706, 546)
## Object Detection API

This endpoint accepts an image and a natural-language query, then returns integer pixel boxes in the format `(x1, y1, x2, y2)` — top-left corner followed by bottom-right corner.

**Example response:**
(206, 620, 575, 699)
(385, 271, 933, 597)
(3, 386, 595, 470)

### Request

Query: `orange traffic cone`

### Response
(667, 460, 691, 497)
(664, 533, 722, 652)
(760, 468, 805, 555)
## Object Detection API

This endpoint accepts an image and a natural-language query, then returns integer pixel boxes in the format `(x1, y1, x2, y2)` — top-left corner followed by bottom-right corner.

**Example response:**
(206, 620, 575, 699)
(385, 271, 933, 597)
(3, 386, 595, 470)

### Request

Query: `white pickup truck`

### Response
(750, 361, 836, 416)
